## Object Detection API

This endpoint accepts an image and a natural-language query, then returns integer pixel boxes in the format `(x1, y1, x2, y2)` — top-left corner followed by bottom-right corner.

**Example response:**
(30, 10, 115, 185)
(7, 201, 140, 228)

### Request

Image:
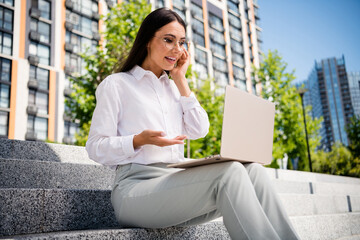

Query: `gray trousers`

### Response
(111, 162, 300, 240)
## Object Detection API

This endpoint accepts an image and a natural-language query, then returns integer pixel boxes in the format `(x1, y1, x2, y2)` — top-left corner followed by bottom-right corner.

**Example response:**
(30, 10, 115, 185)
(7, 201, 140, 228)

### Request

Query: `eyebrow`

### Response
(163, 34, 186, 40)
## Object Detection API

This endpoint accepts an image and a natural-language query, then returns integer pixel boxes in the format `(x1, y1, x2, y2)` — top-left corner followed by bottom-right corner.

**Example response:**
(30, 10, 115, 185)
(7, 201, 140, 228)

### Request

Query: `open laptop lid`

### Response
(220, 86, 275, 165)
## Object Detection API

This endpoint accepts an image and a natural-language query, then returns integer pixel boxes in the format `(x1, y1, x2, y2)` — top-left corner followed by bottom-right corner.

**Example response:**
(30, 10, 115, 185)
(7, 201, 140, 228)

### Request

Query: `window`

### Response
(66, 10, 98, 36)
(71, 0, 98, 17)
(194, 62, 208, 80)
(0, 111, 8, 137)
(0, 82, 9, 108)
(233, 65, 245, 80)
(29, 41, 50, 65)
(209, 13, 224, 32)
(64, 120, 78, 141)
(214, 70, 228, 87)
(65, 31, 97, 54)
(229, 25, 242, 41)
(29, 65, 49, 90)
(230, 39, 243, 53)
(211, 42, 226, 57)
(0, 31, 12, 55)
(30, 19, 50, 44)
(227, 1, 239, 14)
(192, 32, 205, 48)
(195, 47, 207, 65)
(65, 52, 84, 74)
(173, 8, 186, 23)
(0, 0, 14, 6)
(0, 6, 14, 31)
(209, 28, 225, 45)
(27, 115, 48, 141)
(213, 56, 227, 72)
(28, 89, 48, 115)
(190, 3, 203, 20)
(0, 57, 11, 109)
(232, 52, 244, 65)
(228, 13, 241, 28)
(192, 18, 204, 36)
(234, 79, 246, 91)
(38, 0, 51, 20)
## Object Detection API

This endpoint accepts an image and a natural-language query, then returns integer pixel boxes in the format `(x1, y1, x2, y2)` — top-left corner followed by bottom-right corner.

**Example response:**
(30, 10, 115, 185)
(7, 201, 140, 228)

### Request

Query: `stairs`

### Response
(1, 138, 360, 239)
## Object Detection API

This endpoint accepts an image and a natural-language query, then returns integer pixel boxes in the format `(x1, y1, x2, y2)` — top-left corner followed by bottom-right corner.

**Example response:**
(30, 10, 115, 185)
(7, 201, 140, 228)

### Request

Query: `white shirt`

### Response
(86, 65, 210, 169)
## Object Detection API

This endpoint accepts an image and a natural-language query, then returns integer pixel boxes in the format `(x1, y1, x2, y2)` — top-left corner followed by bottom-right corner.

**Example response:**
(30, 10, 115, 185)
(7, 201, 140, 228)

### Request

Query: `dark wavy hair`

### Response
(118, 8, 186, 73)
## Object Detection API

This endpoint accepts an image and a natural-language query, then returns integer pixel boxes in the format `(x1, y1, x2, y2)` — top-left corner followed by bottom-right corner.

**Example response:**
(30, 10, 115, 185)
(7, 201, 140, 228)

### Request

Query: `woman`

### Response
(86, 8, 300, 240)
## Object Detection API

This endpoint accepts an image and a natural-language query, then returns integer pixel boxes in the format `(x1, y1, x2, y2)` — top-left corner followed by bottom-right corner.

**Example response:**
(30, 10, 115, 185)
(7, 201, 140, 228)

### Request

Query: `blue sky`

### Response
(259, 0, 360, 82)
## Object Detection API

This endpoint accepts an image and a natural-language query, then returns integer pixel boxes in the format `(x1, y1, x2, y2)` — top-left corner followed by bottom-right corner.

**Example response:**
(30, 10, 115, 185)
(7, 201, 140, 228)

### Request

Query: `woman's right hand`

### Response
(133, 130, 187, 149)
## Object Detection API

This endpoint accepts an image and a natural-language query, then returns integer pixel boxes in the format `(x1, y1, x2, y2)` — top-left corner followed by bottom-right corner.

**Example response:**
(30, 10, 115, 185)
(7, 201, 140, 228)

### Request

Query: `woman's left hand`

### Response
(170, 49, 191, 97)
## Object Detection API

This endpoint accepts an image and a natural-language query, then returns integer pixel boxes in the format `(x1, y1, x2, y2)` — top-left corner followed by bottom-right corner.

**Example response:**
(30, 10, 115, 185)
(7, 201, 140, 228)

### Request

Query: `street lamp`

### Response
(298, 88, 313, 172)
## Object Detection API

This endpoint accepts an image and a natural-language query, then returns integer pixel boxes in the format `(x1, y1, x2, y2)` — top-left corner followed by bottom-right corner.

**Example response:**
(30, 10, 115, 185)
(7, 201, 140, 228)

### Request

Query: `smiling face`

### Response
(141, 21, 186, 78)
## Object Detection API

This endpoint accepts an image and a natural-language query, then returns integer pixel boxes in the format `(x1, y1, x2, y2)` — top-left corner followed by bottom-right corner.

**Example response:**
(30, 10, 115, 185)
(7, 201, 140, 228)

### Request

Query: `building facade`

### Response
(302, 56, 354, 151)
(1, 0, 261, 143)
(348, 72, 360, 117)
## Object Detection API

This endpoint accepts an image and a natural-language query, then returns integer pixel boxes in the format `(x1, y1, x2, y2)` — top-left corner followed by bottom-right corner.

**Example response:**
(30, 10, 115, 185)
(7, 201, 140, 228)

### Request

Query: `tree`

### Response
(66, 0, 151, 145)
(185, 79, 224, 158)
(312, 142, 360, 178)
(254, 50, 323, 170)
(346, 115, 360, 159)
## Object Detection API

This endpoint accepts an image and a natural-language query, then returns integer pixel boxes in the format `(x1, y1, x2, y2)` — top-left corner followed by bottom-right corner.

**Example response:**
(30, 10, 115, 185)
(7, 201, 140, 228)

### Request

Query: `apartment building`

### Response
(302, 56, 354, 151)
(1, 0, 261, 143)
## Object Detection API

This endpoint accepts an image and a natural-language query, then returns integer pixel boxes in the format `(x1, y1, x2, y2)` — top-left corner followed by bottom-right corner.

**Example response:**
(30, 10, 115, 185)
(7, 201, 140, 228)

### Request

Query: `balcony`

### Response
(28, 79, 39, 90)
(65, 0, 74, 9)
(65, 43, 75, 52)
(65, 21, 74, 31)
(25, 131, 37, 141)
(27, 105, 38, 115)
(30, 7, 41, 19)
(28, 55, 39, 65)
(29, 31, 41, 42)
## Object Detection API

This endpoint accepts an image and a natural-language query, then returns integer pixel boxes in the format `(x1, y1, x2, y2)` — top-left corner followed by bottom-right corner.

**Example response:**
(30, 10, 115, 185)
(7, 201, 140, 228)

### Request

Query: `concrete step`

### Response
(1, 186, 359, 237)
(273, 179, 360, 196)
(1, 213, 359, 240)
(2, 158, 360, 198)
(0, 158, 114, 190)
(2, 138, 360, 186)
(291, 213, 360, 240)
(0, 188, 117, 237)
(266, 168, 360, 185)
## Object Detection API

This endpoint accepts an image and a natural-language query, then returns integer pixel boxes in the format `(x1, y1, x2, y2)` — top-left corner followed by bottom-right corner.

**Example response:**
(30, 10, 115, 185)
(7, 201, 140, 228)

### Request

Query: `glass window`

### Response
(190, 2, 203, 20)
(192, 32, 205, 48)
(0, 0, 14, 6)
(229, 25, 242, 41)
(28, 89, 48, 115)
(192, 18, 204, 36)
(211, 42, 226, 57)
(228, 13, 241, 28)
(29, 65, 49, 90)
(214, 70, 228, 87)
(230, 39, 243, 53)
(234, 79, 246, 91)
(209, 28, 225, 45)
(29, 41, 50, 65)
(39, 0, 51, 20)
(27, 115, 48, 141)
(232, 52, 244, 65)
(0, 83, 10, 108)
(0, 31, 12, 55)
(0, 7, 13, 31)
(209, 14, 224, 32)
(30, 19, 50, 44)
(64, 120, 78, 138)
(194, 62, 208, 80)
(213, 56, 228, 72)
(0, 57, 11, 82)
(0, 111, 8, 136)
(227, 0, 239, 14)
(195, 47, 207, 65)
(233, 65, 246, 80)
(173, 8, 185, 22)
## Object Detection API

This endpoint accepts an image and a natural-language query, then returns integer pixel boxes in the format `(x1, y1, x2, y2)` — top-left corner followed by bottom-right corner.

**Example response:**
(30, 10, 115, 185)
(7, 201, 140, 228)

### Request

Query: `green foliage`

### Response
(346, 115, 360, 159)
(254, 50, 322, 170)
(65, 0, 151, 145)
(313, 142, 360, 178)
(185, 79, 224, 158)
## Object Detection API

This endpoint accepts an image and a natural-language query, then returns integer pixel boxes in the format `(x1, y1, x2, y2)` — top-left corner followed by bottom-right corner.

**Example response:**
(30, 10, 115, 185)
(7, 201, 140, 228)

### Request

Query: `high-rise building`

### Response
(302, 56, 354, 151)
(348, 72, 360, 117)
(1, 0, 261, 143)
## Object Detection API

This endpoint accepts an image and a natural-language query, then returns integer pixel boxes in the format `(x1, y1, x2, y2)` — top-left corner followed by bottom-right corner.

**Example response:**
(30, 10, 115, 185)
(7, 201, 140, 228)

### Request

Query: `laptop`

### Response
(167, 85, 275, 168)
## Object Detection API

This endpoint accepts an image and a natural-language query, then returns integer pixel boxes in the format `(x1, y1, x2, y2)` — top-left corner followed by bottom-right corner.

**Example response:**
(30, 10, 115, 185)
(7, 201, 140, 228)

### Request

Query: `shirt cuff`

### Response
(122, 134, 137, 156)
(179, 92, 201, 111)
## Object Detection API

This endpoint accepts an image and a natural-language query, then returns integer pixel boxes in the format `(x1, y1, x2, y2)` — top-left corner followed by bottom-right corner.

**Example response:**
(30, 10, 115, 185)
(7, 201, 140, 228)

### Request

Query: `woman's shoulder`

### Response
(98, 71, 133, 89)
